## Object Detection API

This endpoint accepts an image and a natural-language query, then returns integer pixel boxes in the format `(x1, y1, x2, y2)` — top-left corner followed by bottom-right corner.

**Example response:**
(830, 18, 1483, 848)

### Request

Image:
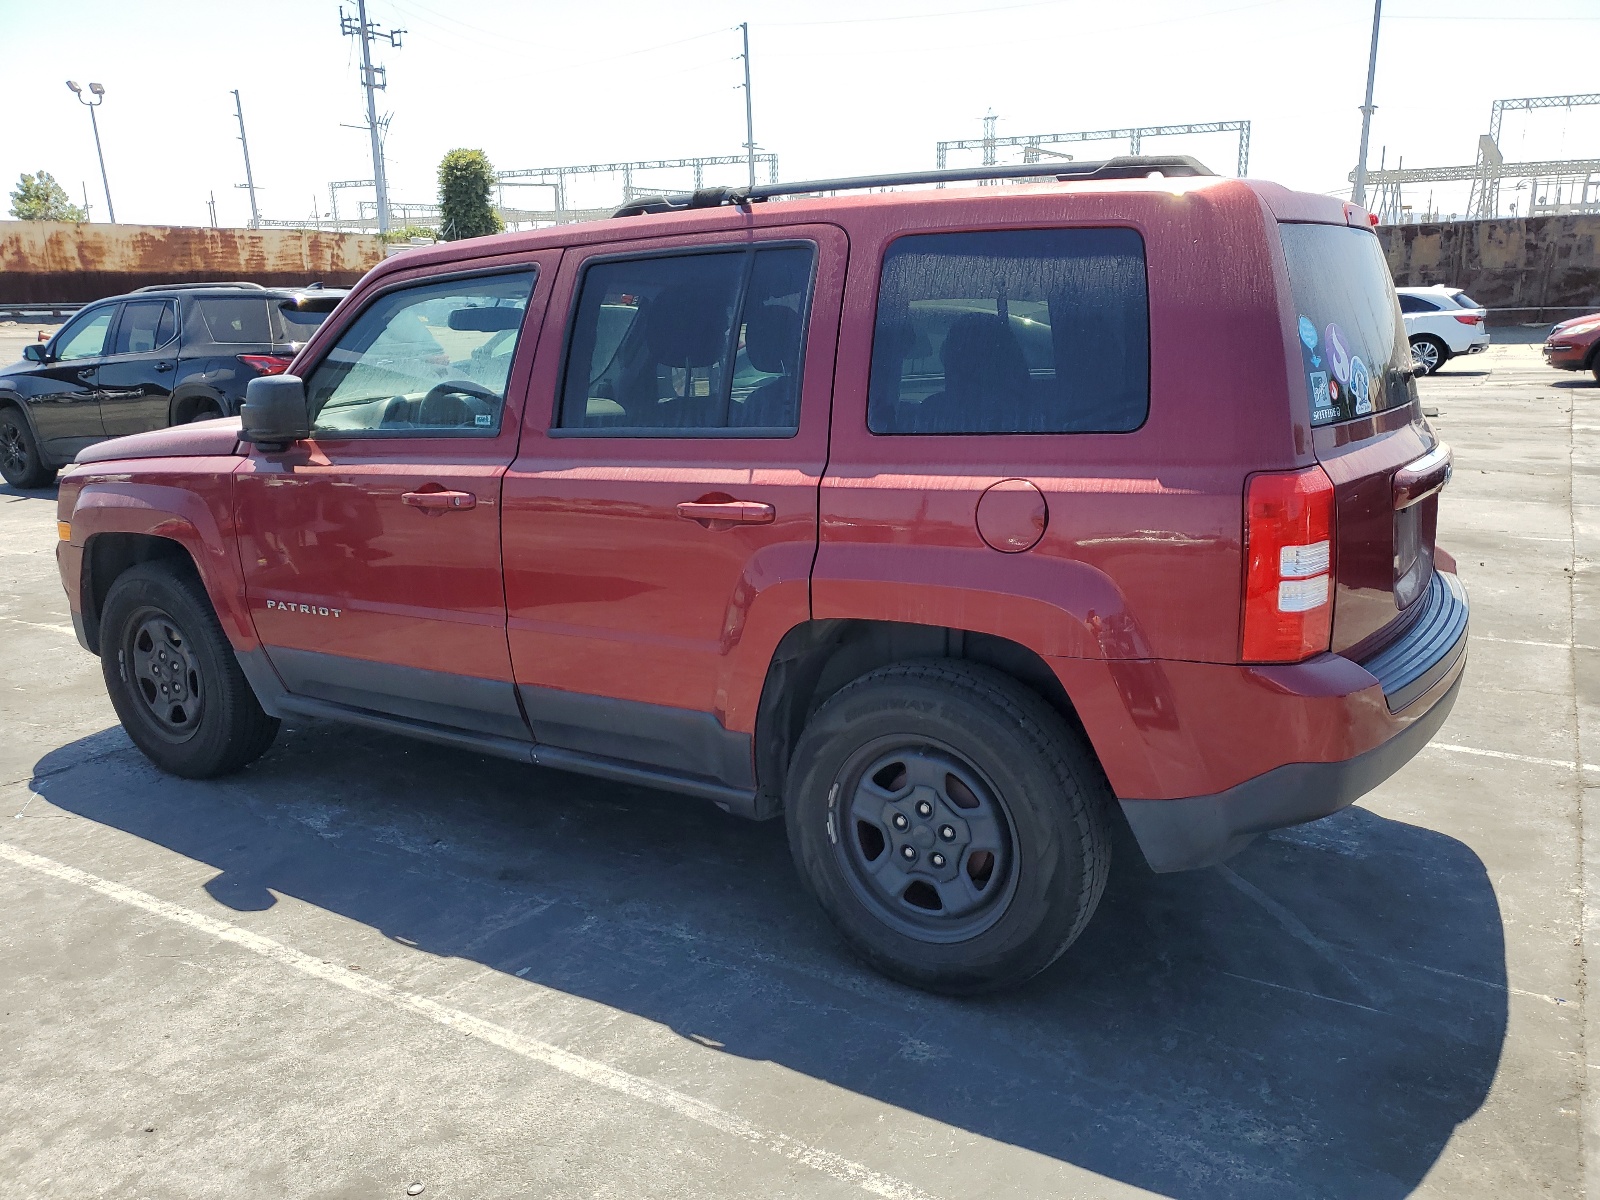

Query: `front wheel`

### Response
(0, 406, 56, 489)
(785, 660, 1111, 994)
(101, 563, 279, 778)
(1410, 335, 1446, 375)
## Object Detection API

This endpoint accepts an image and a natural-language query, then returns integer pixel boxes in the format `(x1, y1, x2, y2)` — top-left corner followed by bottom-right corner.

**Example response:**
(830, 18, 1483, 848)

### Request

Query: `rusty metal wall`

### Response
(1376, 214, 1600, 323)
(0, 221, 384, 303)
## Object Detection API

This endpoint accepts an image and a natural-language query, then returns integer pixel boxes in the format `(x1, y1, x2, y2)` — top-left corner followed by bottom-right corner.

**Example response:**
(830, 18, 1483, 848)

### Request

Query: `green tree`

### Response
(381, 223, 439, 245)
(8, 171, 88, 221)
(437, 149, 503, 241)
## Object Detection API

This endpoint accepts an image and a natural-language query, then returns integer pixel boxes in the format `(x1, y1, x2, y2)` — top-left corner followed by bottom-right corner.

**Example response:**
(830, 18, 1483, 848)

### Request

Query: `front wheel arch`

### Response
(80, 532, 197, 656)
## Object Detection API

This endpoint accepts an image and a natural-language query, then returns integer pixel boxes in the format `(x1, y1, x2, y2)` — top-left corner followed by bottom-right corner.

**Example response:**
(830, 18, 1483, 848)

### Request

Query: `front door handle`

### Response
(154, 361, 173, 373)
(76, 368, 95, 382)
(676, 499, 776, 527)
(402, 489, 477, 513)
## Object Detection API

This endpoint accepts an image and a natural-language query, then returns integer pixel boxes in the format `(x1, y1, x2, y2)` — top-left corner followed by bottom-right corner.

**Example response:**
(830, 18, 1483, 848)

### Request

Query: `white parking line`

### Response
(0, 841, 933, 1200)
(0, 614, 75, 637)
(1474, 634, 1599, 651)
(1427, 742, 1600, 773)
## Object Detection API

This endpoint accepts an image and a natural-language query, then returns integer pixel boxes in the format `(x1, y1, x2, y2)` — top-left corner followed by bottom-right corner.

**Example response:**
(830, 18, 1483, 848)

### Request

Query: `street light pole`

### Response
(66, 80, 115, 222)
(1351, 0, 1381, 208)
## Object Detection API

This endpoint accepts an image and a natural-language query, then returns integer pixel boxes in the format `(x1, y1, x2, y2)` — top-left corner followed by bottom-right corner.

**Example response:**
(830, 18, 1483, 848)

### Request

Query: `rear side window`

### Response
(1451, 291, 1481, 310)
(1398, 294, 1436, 314)
(867, 228, 1149, 435)
(197, 297, 272, 344)
(1280, 223, 1414, 426)
(113, 300, 177, 354)
(557, 245, 814, 436)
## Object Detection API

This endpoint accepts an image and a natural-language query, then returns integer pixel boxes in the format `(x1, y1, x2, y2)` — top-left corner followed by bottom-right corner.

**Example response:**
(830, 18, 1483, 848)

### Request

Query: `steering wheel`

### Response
(423, 379, 499, 405)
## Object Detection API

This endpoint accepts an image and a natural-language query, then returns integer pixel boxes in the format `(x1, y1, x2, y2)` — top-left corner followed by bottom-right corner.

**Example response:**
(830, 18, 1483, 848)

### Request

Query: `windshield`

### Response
(1279, 222, 1416, 427)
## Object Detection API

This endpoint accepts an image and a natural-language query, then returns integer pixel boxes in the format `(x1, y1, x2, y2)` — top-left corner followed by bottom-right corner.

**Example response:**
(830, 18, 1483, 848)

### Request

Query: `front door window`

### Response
(305, 272, 535, 438)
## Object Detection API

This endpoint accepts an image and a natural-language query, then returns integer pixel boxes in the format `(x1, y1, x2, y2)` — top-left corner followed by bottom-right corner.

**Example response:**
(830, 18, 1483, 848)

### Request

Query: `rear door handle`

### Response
(402, 489, 477, 512)
(154, 361, 173, 373)
(676, 499, 776, 527)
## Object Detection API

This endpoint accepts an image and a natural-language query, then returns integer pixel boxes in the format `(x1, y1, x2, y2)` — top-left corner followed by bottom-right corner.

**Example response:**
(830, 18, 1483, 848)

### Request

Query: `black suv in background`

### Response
(0, 282, 346, 487)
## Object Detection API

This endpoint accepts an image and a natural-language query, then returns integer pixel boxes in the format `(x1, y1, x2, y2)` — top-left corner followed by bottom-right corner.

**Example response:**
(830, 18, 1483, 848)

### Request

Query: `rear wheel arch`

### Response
(753, 618, 1091, 808)
(169, 386, 228, 426)
(80, 533, 199, 655)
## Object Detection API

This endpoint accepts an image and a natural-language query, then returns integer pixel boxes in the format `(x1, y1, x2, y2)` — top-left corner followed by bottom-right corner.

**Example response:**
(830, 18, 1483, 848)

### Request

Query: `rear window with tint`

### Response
(1451, 291, 1481, 310)
(1279, 223, 1415, 426)
(196, 297, 272, 344)
(867, 228, 1149, 434)
(275, 297, 340, 345)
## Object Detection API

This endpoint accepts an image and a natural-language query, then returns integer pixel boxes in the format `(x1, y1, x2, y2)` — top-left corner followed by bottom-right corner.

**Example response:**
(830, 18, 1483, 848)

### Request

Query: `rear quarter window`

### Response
(1279, 223, 1415, 426)
(867, 227, 1149, 435)
(196, 297, 272, 344)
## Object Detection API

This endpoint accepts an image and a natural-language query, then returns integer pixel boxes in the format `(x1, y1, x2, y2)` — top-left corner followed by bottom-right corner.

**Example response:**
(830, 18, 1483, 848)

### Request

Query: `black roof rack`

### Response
(131, 281, 268, 292)
(612, 155, 1216, 218)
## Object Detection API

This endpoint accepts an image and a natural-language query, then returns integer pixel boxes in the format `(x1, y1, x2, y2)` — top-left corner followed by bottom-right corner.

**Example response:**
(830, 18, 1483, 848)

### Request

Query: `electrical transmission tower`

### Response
(340, 1, 403, 235)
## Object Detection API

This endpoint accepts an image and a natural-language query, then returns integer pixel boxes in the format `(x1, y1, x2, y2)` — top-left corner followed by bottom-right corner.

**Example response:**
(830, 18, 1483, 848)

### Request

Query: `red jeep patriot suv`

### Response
(56, 156, 1467, 993)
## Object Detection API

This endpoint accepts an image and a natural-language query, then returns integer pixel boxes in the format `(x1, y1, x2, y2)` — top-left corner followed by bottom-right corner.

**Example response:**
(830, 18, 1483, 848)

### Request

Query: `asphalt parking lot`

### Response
(0, 339, 1594, 1199)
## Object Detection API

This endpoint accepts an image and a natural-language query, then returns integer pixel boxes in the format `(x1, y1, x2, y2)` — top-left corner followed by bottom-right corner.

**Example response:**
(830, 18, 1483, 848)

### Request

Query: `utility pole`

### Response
(232, 90, 261, 229)
(738, 22, 756, 189)
(81, 182, 93, 222)
(341, 1, 404, 235)
(207, 191, 217, 228)
(66, 81, 114, 222)
(1351, 0, 1381, 208)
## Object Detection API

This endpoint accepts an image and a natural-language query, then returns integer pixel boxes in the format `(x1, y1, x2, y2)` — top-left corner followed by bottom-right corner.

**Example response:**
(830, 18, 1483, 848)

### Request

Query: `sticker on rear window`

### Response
(1309, 369, 1333, 419)
(475, 413, 492, 426)
(1349, 357, 1372, 415)
(1298, 316, 1318, 350)
(1324, 323, 1353, 384)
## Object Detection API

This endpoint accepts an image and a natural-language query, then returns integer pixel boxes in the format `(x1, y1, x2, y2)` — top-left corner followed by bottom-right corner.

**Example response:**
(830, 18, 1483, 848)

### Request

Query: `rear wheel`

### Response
(0, 406, 56, 489)
(785, 660, 1111, 994)
(101, 563, 279, 778)
(1410, 335, 1446, 375)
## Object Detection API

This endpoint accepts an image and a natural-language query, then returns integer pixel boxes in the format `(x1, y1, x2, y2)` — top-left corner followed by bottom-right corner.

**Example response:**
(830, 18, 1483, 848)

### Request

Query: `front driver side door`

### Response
(235, 256, 558, 738)
(25, 303, 116, 461)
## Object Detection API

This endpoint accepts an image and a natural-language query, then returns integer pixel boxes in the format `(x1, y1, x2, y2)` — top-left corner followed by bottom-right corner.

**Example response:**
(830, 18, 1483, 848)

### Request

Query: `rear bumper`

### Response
(1106, 570, 1469, 872)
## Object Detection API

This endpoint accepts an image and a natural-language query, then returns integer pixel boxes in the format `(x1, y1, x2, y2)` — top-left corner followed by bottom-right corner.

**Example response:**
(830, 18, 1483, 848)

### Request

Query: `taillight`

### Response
(1242, 466, 1336, 663)
(1453, 313, 1483, 326)
(238, 354, 292, 376)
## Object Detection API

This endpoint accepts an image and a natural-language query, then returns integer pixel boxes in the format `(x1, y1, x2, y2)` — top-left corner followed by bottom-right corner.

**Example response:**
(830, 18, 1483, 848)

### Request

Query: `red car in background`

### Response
(1543, 313, 1600, 382)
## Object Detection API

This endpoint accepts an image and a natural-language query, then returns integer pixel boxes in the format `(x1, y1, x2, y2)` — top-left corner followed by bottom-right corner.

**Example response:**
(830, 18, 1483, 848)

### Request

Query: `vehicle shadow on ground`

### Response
(28, 721, 1507, 1200)
(0, 481, 60, 502)
(1552, 377, 1599, 389)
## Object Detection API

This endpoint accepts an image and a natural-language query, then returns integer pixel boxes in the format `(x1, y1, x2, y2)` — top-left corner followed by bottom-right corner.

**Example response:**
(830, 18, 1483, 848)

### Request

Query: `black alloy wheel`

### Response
(0, 407, 54, 489)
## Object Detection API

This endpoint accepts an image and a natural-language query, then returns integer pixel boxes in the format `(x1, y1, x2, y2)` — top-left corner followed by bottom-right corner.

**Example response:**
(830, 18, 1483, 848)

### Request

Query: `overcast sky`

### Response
(3, 0, 1597, 229)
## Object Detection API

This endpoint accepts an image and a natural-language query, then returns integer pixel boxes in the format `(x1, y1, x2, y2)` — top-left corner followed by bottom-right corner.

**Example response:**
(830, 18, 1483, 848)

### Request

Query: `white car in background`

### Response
(1397, 285, 1490, 375)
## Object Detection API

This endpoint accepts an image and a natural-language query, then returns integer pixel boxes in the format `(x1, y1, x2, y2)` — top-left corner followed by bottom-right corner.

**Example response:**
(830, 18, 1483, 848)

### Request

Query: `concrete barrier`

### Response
(0, 221, 383, 304)
(1377, 215, 1600, 325)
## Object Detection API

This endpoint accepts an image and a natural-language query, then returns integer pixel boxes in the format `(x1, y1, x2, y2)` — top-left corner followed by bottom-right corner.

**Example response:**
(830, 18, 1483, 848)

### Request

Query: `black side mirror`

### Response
(22, 343, 48, 363)
(240, 374, 310, 450)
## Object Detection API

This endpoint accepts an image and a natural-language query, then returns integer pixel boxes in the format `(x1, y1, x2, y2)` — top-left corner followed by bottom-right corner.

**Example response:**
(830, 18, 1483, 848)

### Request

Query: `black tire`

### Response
(100, 562, 279, 778)
(1409, 335, 1447, 376)
(785, 659, 1112, 994)
(0, 405, 56, 489)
